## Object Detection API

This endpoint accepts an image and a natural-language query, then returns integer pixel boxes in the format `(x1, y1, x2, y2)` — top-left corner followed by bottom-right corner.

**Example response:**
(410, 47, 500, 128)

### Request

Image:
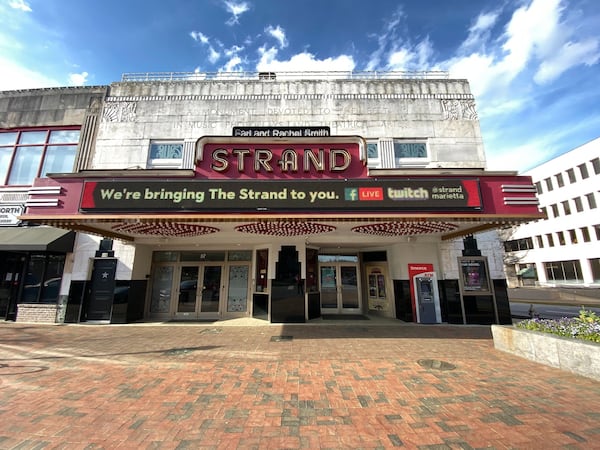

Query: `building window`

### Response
(592, 157, 600, 175)
(540, 206, 547, 219)
(578, 163, 589, 179)
(561, 200, 571, 215)
(544, 260, 583, 283)
(581, 227, 591, 242)
(574, 197, 584, 212)
(568, 229, 577, 244)
(557, 231, 565, 246)
(591, 258, 600, 282)
(550, 204, 559, 218)
(535, 181, 543, 194)
(536, 235, 543, 248)
(147, 141, 183, 168)
(393, 140, 428, 167)
(366, 140, 380, 168)
(503, 237, 534, 252)
(567, 168, 576, 183)
(544, 177, 553, 191)
(555, 173, 564, 187)
(586, 193, 597, 209)
(595, 224, 600, 241)
(0, 128, 80, 186)
(546, 233, 554, 247)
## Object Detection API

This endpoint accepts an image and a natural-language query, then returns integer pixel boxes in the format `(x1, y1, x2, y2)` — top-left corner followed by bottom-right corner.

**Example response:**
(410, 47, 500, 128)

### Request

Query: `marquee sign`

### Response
(195, 141, 366, 179)
(80, 179, 482, 212)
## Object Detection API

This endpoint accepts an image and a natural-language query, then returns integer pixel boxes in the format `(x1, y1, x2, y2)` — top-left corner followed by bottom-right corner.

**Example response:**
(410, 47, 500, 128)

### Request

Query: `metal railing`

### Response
(120, 70, 449, 82)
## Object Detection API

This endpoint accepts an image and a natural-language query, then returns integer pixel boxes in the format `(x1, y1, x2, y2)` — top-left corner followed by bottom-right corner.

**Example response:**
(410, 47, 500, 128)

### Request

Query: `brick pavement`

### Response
(0, 322, 599, 449)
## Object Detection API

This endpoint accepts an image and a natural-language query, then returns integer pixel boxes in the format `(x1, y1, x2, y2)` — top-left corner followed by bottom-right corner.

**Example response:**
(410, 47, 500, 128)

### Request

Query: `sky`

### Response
(1, 0, 599, 173)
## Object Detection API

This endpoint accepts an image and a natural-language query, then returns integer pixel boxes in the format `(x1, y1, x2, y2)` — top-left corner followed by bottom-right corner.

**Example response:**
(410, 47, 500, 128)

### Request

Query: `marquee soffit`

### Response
(19, 213, 539, 243)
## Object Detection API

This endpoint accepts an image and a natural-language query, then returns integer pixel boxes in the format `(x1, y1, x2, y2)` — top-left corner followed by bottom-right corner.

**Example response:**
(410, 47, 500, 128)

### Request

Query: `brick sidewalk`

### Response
(0, 322, 599, 449)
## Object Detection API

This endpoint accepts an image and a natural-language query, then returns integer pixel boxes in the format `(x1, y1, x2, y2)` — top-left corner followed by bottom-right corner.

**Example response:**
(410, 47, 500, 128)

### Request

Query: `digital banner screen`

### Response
(80, 178, 482, 212)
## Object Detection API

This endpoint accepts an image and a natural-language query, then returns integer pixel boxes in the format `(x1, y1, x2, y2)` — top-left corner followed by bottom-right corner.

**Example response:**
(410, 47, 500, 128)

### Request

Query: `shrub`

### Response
(516, 308, 600, 344)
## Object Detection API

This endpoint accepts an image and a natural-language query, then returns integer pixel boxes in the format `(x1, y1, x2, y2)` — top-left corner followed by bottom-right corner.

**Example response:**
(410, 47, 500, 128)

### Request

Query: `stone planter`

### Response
(491, 325, 600, 381)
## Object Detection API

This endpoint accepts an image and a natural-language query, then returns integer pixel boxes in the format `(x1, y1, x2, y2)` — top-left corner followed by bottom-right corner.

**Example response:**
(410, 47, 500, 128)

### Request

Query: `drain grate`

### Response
(417, 359, 456, 371)
(199, 328, 222, 335)
(164, 348, 196, 356)
(270, 335, 293, 342)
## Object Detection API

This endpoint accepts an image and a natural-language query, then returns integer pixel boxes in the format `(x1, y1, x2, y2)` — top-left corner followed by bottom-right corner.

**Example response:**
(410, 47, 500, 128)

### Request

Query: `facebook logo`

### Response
(344, 188, 358, 201)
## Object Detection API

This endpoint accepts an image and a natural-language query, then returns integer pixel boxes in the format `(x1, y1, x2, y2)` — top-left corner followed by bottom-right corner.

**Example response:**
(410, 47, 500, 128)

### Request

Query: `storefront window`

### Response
(228, 251, 252, 261)
(227, 265, 249, 312)
(22, 254, 66, 303)
(150, 265, 174, 313)
(544, 260, 583, 283)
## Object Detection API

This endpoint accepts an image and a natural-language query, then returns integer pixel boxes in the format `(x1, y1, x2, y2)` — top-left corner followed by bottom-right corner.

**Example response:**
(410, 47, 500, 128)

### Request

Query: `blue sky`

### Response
(1, 0, 599, 173)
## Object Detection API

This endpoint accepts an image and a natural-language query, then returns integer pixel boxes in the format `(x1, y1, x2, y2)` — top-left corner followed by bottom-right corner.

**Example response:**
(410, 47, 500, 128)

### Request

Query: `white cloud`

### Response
(256, 48, 355, 74)
(208, 47, 220, 64)
(365, 7, 404, 71)
(68, 71, 88, 86)
(190, 31, 209, 44)
(534, 38, 600, 84)
(0, 57, 61, 90)
(190, 31, 221, 64)
(498, 0, 563, 83)
(485, 141, 551, 172)
(223, 0, 250, 26)
(224, 45, 244, 57)
(387, 48, 413, 70)
(9, 0, 31, 12)
(440, 0, 600, 105)
(220, 55, 243, 72)
(460, 11, 500, 51)
(265, 25, 287, 49)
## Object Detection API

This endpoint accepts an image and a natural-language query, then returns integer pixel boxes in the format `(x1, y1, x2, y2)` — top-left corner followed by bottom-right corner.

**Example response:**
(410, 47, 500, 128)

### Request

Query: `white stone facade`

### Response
(91, 78, 485, 172)
(501, 137, 600, 286)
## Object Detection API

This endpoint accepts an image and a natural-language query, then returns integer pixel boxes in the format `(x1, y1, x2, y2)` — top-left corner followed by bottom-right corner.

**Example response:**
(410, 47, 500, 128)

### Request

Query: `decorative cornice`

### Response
(105, 93, 475, 102)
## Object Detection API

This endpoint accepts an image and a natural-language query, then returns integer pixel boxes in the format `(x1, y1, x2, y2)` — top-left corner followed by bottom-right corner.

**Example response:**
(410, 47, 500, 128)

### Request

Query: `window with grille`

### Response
(147, 141, 183, 168)
(393, 140, 429, 167)
(366, 140, 380, 168)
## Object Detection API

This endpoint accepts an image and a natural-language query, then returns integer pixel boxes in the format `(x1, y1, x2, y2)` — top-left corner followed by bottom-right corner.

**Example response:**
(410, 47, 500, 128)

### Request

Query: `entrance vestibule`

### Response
(318, 255, 361, 315)
(147, 250, 251, 320)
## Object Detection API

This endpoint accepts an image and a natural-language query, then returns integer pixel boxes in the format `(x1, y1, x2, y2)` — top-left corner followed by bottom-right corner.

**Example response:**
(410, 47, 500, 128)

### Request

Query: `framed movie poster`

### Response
(458, 257, 491, 295)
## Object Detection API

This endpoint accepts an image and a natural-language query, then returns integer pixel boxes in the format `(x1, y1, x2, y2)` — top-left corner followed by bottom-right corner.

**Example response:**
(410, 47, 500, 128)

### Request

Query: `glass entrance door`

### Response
(319, 263, 361, 314)
(177, 266, 198, 314)
(173, 264, 222, 318)
(200, 265, 222, 314)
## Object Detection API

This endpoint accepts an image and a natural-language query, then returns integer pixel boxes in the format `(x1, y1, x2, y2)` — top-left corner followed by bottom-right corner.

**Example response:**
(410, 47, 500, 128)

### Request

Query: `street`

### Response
(510, 301, 600, 320)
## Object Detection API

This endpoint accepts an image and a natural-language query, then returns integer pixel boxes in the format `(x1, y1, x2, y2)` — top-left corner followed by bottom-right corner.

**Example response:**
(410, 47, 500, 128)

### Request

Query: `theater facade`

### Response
(14, 72, 542, 324)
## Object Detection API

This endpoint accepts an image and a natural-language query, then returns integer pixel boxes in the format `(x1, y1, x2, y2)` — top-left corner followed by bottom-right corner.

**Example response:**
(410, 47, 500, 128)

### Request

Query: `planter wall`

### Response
(491, 325, 600, 381)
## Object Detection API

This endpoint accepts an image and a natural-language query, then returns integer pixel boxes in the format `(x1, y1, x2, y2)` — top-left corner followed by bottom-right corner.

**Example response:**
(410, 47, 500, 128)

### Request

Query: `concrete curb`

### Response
(491, 325, 600, 381)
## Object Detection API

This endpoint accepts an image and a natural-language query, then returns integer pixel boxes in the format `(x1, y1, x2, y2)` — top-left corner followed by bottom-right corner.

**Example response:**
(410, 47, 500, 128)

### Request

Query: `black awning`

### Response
(0, 227, 75, 252)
